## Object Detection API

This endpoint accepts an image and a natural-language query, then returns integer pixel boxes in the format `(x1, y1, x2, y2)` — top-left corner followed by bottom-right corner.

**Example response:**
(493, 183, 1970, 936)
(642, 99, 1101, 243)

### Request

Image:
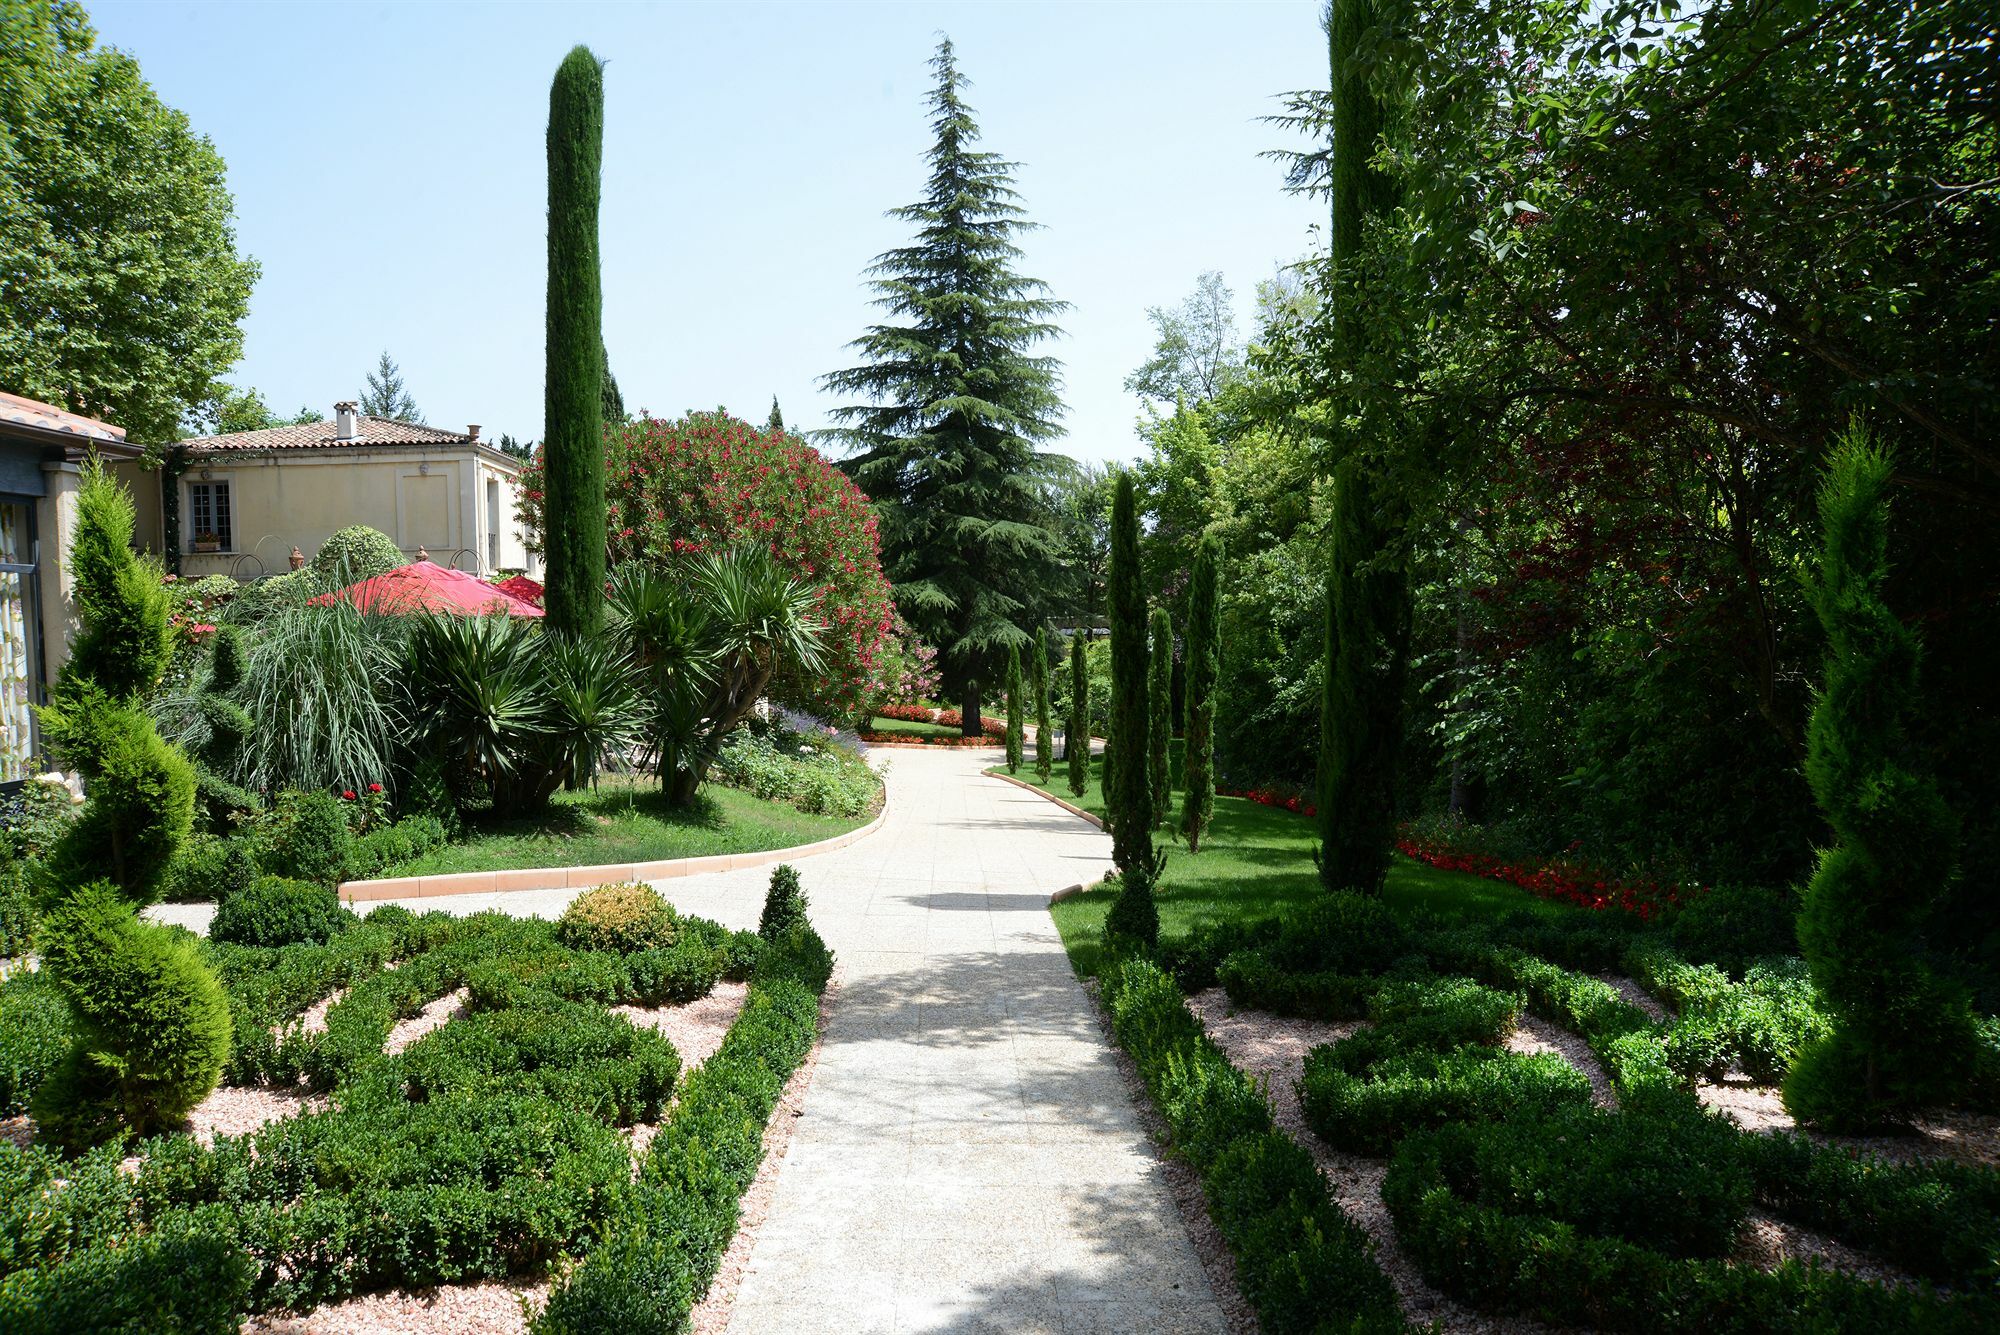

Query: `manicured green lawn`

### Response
(382, 774, 868, 877)
(1002, 752, 1577, 975)
(867, 714, 964, 738)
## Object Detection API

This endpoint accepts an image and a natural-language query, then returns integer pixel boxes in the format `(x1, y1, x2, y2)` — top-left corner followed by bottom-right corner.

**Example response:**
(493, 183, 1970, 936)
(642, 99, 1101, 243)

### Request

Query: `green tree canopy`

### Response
(359, 350, 422, 423)
(1, 0, 258, 443)
(821, 36, 1070, 731)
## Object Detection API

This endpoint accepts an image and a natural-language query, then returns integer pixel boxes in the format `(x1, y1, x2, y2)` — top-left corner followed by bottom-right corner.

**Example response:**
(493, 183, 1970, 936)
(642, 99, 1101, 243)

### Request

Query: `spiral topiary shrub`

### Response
(32, 883, 233, 1149)
(558, 881, 679, 954)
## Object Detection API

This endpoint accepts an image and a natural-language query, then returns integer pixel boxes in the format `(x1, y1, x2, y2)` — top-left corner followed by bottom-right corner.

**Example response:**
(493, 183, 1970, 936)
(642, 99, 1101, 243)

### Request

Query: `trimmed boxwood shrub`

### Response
(0, 971, 72, 1116)
(209, 877, 349, 949)
(259, 790, 353, 887)
(1366, 975, 1520, 1049)
(558, 882, 679, 954)
(1301, 1041, 1592, 1156)
(1218, 949, 1378, 1020)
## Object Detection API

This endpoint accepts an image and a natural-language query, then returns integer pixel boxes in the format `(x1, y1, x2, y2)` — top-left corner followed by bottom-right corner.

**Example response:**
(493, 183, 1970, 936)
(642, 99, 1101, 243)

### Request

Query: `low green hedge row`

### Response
(1626, 943, 1832, 1085)
(0, 971, 72, 1117)
(1384, 1113, 1997, 1332)
(533, 925, 834, 1334)
(1218, 949, 1378, 1020)
(1097, 953, 1407, 1334)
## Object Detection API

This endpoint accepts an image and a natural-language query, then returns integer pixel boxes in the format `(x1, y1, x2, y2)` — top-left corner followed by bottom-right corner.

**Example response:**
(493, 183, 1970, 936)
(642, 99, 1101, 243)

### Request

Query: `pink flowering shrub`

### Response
(520, 410, 894, 720)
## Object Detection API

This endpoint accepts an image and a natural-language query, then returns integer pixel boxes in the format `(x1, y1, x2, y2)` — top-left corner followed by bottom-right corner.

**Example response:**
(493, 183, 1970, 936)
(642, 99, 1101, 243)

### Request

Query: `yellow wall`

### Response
(176, 446, 530, 580)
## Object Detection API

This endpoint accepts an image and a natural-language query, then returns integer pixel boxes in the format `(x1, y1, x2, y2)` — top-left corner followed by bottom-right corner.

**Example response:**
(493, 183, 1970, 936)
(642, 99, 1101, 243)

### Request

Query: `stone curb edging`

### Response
(985, 768, 1105, 830)
(337, 793, 891, 904)
(982, 769, 1115, 905)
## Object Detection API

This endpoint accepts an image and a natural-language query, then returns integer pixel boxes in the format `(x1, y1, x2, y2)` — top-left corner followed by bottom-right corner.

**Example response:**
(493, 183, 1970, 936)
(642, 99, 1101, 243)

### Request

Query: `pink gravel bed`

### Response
(384, 988, 469, 1055)
(1732, 1208, 1910, 1287)
(1084, 981, 1256, 1335)
(1700, 1075, 2000, 1167)
(1187, 988, 1540, 1335)
(614, 979, 749, 1071)
(686, 972, 840, 1335)
(186, 1085, 325, 1144)
(244, 1276, 547, 1335)
(1, 1113, 32, 1149)
(289, 986, 345, 1037)
(1599, 973, 1671, 1022)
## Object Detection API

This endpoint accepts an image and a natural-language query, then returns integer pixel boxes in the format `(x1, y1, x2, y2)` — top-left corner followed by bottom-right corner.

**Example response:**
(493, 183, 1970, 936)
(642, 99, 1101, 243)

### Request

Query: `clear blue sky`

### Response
(92, 0, 1327, 464)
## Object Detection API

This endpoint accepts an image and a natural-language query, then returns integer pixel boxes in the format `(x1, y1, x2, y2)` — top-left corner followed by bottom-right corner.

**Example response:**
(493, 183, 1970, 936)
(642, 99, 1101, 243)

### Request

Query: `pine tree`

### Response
(1181, 536, 1221, 853)
(1033, 625, 1054, 782)
(822, 38, 1069, 738)
(1782, 426, 1977, 1130)
(1004, 642, 1024, 773)
(359, 351, 422, 422)
(1148, 606, 1173, 829)
(1067, 630, 1089, 797)
(543, 46, 608, 640)
(601, 342, 625, 422)
(768, 397, 785, 432)
(1316, 0, 1411, 897)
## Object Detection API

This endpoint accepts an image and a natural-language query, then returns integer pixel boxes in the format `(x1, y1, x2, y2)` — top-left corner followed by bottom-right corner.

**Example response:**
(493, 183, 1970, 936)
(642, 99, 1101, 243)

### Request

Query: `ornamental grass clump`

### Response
(559, 882, 680, 954)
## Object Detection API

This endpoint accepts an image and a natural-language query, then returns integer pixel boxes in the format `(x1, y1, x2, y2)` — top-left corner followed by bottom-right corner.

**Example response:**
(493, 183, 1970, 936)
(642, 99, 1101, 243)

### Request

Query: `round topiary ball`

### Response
(558, 881, 679, 953)
(210, 876, 349, 948)
(310, 525, 405, 581)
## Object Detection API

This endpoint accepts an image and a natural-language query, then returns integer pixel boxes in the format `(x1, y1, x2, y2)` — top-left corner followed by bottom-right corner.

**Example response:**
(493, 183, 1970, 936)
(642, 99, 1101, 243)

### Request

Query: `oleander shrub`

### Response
(558, 882, 679, 954)
(0, 971, 72, 1115)
(209, 878, 348, 949)
(758, 864, 808, 941)
(393, 995, 681, 1125)
(259, 790, 354, 887)
(33, 885, 233, 1149)
(1671, 884, 1797, 974)
(1300, 1040, 1593, 1156)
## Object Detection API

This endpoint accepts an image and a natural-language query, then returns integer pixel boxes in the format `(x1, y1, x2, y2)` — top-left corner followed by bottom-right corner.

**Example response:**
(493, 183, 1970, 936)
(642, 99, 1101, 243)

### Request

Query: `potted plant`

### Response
(191, 531, 223, 553)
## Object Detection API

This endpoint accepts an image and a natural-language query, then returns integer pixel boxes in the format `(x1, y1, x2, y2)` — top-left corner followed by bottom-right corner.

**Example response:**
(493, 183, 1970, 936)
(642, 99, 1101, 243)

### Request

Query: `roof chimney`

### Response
(466, 424, 481, 444)
(334, 401, 360, 441)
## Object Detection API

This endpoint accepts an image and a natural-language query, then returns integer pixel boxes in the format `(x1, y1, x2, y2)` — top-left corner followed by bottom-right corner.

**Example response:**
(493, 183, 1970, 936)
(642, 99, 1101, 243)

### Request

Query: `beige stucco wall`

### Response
(175, 446, 530, 581)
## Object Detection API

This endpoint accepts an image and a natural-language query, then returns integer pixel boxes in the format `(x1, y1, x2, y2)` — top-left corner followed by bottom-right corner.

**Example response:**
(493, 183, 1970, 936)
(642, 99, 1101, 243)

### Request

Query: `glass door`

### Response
(0, 500, 41, 783)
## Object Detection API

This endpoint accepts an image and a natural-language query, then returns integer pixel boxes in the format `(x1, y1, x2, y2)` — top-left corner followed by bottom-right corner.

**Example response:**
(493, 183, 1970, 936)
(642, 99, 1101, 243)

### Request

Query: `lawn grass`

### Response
(1003, 751, 1577, 975)
(867, 714, 966, 738)
(382, 773, 869, 877)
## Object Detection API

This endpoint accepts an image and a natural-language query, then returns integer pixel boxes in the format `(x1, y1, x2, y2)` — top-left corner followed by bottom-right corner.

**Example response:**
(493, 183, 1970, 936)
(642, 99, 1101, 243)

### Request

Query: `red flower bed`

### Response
(1218, 784, 1318, 818)
(857, 731, 996, 748)
(1395, 829, 1694, 921)
(934, 708, 1007, 739)
(877, 703, 939, 724)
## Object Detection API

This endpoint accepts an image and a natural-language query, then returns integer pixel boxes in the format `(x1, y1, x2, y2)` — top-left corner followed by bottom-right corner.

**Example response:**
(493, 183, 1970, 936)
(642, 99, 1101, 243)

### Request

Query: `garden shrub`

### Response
(309, 525, 404, 582)
(0, 864, 32, 958)
(39, 693, 197, 906)
(534, 925, 835, 1334)
(1300, 1040, 1592, 1156)
(157, 832, 237, 904)
(1367, 975, 1521, 1048)
(0, 972, 72, 1115)
(558, 882, 679, 954)
(709, 727, 880, 818)
(1218, 949, 1378, 1020)
(1670, 883, 1797, 973)
(0, 1203, 250, 1335)
(393, 995, 681, 1125)
(259, 790, 354, 887)
(209, 877, 348, 949)
(33, 885, 233, 1149)
(1459, 941, 1678, 1097)
(1631, 943, 1832, 1086)
(758, 864, 808, 941)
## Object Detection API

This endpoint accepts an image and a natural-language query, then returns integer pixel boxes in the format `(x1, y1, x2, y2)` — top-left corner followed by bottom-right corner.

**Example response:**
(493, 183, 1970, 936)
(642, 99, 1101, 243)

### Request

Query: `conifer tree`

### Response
(822, 38, 1068, 737)
(768, 397, 784, 432)
(601, 343, 625, 422)
(1181, 536, 1220, 853)
(1103, 473, 1157, 948)
(1067, 630, 1089, 797)
(1033, 624, 1054, 782)
(1783, 426, 1977, 1129)
(1148, 607, 1173, 829)
(542, 46, 608, 639)
(1317, 0, 1411, 896)
(1004, 642, 1024, 773)
(359, 350, 421, 422)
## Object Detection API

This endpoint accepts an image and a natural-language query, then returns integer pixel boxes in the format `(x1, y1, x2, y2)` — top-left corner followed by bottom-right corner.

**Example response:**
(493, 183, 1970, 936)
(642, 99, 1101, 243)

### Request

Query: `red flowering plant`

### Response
(342, 781, 390, 834)
(1395, 815, 1698, 921)
(519, 410, 894, 721)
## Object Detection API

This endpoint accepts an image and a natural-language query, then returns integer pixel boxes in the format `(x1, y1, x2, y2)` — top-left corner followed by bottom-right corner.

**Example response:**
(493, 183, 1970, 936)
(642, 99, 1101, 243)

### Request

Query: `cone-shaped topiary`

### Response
(1004, 643, 1025, 773)
(1148, 606, 1172, 830)
(32, 882, 233, 1150)
(1033, 625, 1054, 783)
(1782, 425, 1977, 1130)
(62, 459, 173, 701)
(1181, 536, 1221, 853)
(759, 863, 810, 941)
(542, 46, 608, 639)
(1067, 630, 1089, 797)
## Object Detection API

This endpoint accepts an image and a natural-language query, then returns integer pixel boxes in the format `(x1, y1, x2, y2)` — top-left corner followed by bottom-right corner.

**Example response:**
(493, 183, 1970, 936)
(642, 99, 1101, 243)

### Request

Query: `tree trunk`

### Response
(961, 678, 982, 737)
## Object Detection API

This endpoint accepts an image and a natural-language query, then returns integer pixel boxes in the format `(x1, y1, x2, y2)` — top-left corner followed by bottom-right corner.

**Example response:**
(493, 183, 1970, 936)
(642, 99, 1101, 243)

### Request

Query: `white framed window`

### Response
(187, 480, 233, 551)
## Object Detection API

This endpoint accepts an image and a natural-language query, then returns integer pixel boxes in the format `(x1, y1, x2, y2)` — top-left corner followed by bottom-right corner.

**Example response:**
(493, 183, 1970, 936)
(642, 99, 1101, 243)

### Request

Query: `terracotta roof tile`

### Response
(181, 416, 473, 453)
(0, 390, 126, 444)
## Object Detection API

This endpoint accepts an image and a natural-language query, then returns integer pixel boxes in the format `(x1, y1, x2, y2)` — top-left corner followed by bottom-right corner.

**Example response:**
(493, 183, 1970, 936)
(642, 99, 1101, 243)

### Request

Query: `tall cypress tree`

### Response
(1316, 0, 1410, 896)
(1181, 536, 1220, 853)
(1033, 625, 1054, 783)
(1067, 630, 1089, 797)
(542, 46, 607, 639)
(1104, 472, 1157, 945)
(1004, 642, 1025, 773)
(1148, 606, 1173, 829)
(1783, 427, 1976, 1129)
(822, 38, 1069, 737)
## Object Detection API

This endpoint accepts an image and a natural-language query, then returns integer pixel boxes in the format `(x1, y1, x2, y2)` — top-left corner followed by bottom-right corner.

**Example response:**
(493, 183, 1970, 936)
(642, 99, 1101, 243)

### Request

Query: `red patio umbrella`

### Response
(308, 560, 545, 618)
(491, 574, 544, 606)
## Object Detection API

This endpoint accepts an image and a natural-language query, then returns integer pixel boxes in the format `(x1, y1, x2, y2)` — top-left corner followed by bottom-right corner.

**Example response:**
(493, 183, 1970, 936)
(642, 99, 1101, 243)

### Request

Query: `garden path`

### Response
(151, 747, 1225, 1334)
